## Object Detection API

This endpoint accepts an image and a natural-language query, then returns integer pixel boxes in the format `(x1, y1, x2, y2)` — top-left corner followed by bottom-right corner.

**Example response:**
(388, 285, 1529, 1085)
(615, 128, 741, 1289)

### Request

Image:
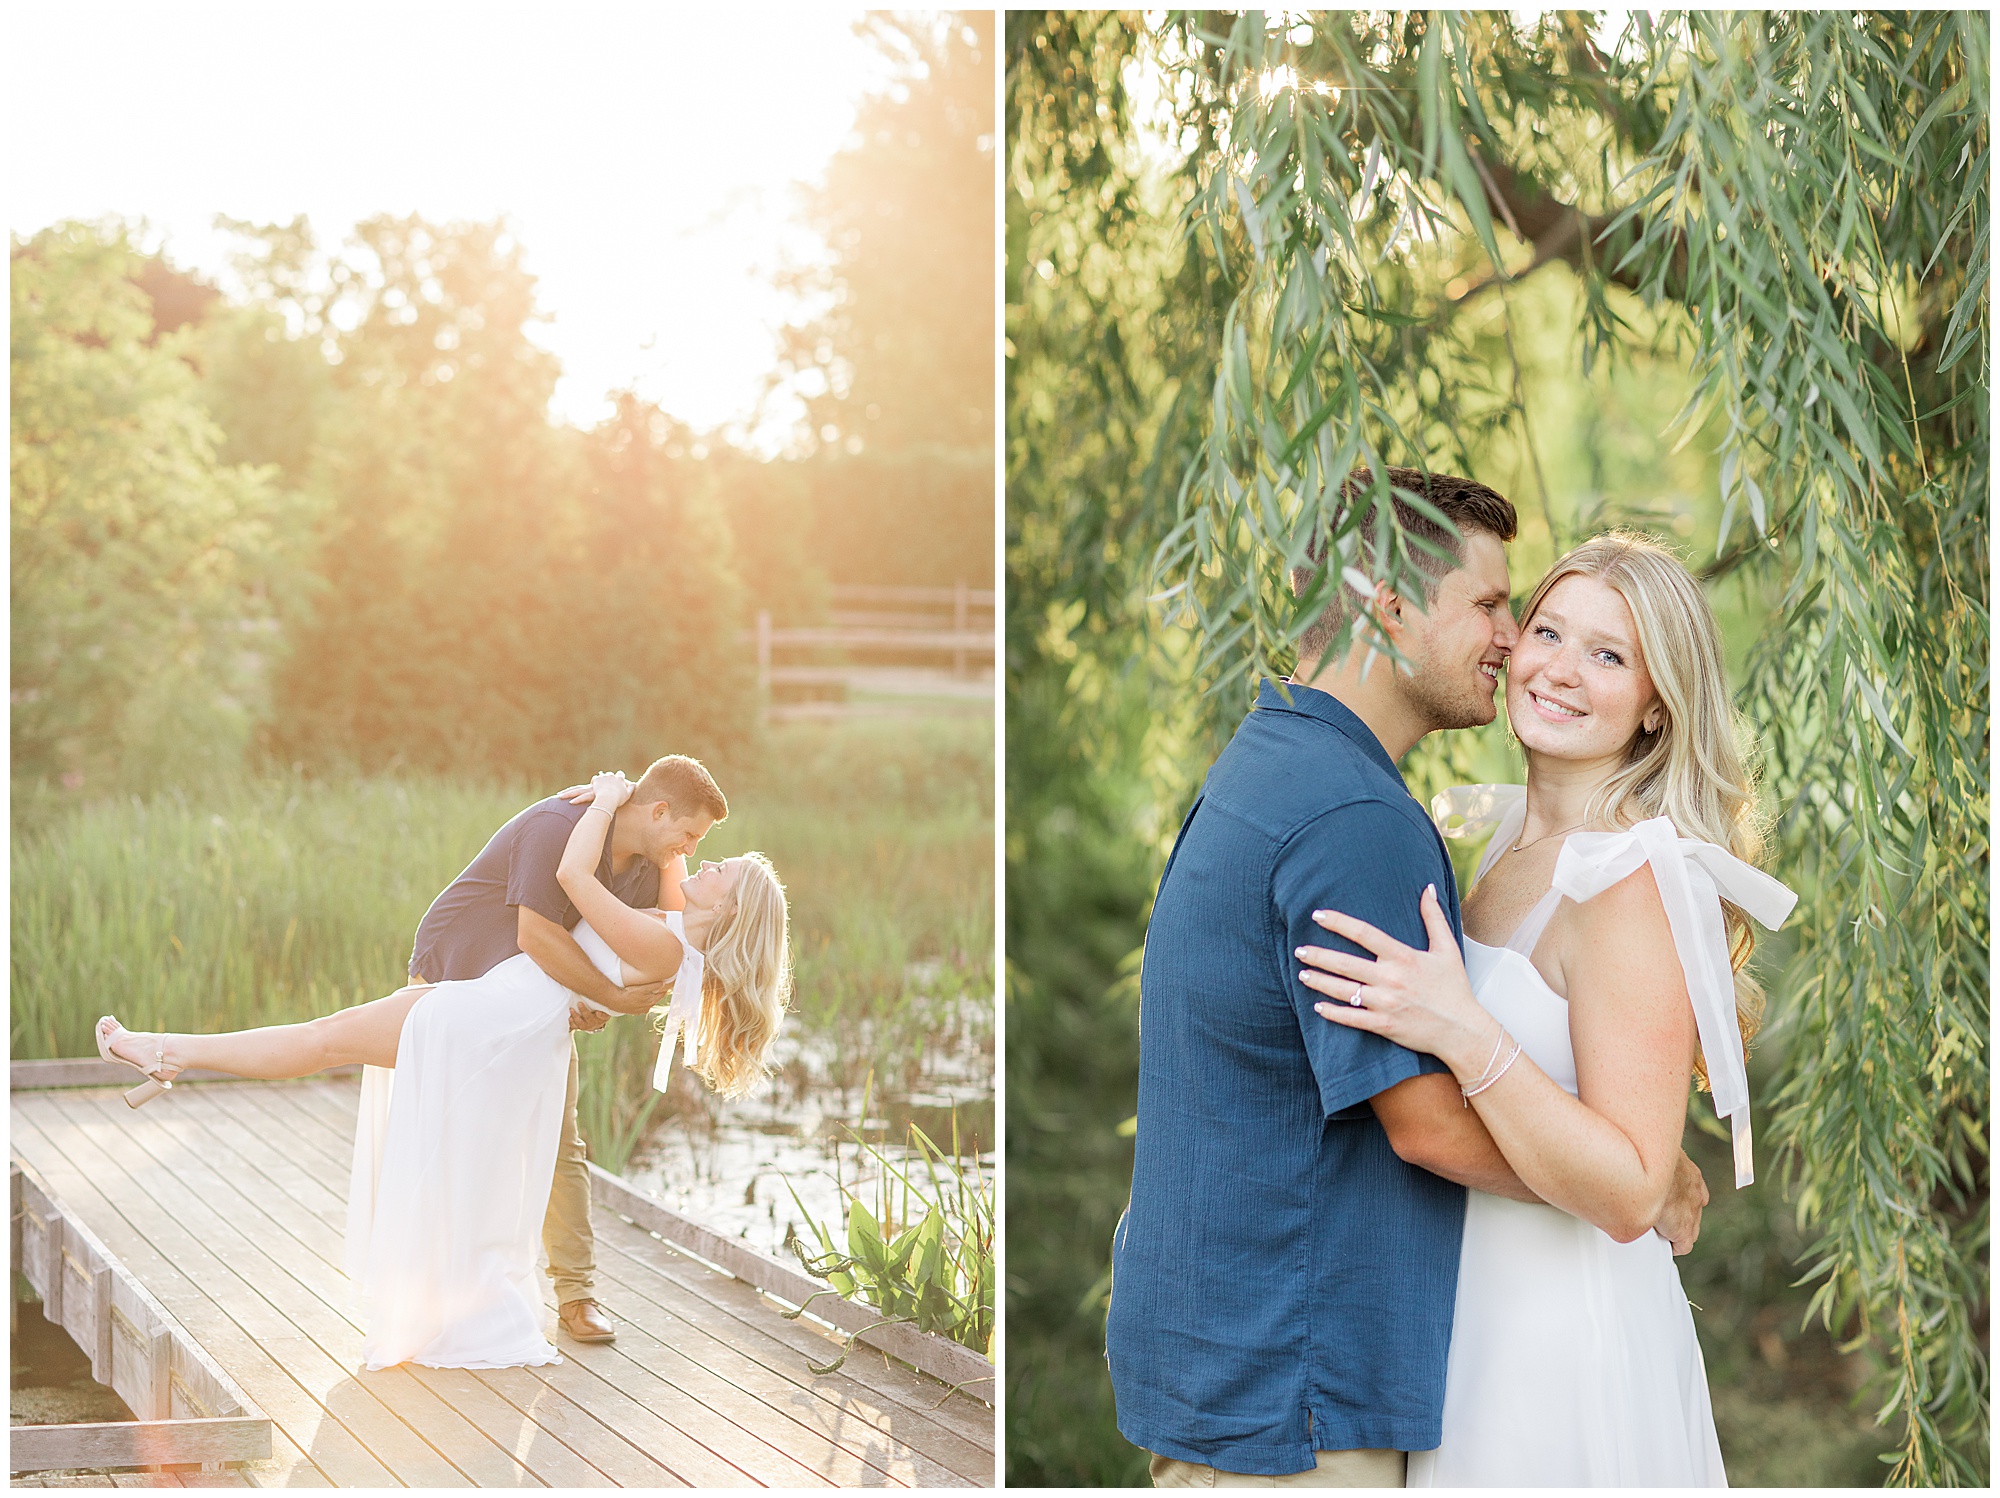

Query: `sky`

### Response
(8, 3, 894, 443)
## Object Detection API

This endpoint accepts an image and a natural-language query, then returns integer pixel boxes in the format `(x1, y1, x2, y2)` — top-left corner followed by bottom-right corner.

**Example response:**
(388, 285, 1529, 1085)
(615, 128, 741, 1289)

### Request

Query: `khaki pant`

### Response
(541, 1042, 595, 1306)
(1150, 1449, 1407, 1488)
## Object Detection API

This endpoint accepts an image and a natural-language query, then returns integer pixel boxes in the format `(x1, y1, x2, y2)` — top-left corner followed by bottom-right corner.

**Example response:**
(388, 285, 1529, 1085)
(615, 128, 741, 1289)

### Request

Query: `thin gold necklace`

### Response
(1509, 821, 1586, 855)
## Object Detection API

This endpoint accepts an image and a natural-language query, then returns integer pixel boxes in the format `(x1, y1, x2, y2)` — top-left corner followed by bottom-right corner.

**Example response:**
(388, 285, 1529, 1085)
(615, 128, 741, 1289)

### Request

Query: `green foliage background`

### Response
(11, 14, 994, 796)
(1006, 10, 1986, 1487)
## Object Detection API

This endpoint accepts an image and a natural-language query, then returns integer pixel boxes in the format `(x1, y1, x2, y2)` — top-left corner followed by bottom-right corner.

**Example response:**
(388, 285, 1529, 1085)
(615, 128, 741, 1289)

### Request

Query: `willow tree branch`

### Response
(1448, 152, 1689, 306)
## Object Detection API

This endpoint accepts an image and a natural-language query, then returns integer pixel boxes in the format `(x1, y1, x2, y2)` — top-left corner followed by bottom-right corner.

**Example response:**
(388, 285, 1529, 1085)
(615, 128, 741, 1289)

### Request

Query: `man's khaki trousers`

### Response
(1150, 1449, 1407, 1488)
(540, 1041, 595, 1307)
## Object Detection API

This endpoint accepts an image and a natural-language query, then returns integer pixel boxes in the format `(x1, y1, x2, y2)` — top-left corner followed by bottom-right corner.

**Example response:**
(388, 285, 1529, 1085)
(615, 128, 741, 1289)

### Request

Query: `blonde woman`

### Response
(1299, 533, 1795, 1485)
(95, 771, 790, 1370)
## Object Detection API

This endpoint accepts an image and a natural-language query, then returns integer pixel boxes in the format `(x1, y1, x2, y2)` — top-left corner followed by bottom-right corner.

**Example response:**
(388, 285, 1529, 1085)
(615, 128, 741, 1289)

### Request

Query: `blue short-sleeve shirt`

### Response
(1105, 682, 1468, 1475)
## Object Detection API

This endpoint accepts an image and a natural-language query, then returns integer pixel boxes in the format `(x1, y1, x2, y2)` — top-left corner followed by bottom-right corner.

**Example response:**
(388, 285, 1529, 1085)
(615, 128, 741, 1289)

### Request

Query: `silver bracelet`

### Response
(1462, 1040, 1524, 1101)
(1462, 1028, 1507, 1095)
(585, 804, 616, 819)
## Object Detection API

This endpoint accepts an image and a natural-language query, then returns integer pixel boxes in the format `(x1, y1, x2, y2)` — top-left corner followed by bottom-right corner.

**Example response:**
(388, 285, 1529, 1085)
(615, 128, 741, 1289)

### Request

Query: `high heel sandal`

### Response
(95, 1017, 180, 1108)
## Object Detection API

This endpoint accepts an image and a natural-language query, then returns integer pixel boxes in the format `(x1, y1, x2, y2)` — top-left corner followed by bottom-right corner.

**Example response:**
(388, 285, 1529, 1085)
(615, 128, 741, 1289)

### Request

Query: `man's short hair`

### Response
(1292, 466, 1518, 666)
(631, 754, 728, 822)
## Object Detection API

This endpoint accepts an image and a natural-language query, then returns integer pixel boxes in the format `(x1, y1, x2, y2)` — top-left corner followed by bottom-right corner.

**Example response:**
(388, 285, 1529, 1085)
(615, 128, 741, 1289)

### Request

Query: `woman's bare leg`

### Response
(100, 986, 434, 1080)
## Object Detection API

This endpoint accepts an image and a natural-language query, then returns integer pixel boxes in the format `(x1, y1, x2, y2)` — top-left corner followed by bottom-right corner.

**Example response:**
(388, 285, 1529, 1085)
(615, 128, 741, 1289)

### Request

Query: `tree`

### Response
(1008, 9, 1986, 1487)
(11, 225, 302, 790)
(228, 215, 755, 780)
(776, 12, 996, 587)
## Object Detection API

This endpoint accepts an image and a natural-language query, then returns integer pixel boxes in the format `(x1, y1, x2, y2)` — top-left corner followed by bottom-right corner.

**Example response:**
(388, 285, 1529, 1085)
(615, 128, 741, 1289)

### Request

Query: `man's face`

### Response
(640, 803, 714, 862)
(1394, 531, 1518, 732)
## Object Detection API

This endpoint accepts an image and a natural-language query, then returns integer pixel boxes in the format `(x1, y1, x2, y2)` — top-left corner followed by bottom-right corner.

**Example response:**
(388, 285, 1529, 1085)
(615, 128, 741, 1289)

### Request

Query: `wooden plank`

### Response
(254, 1086, 847, 1486)
(58, 1090, 536, 1489)
(9, 1420, 270, 1475)
(21, 1185, 64, 1319)
(12, 1104, 355, 1484)
(540, 1278, 883, 1487)
(758, 627, 993, 652)
(212, 1083, 362, 1187)
(828, 585, 995, 607)
(12, 1061, 362, 1091)
(147, 1325, 174, 1422)
(11, 1101, 423, 1488)
(106, 1082, 776, 1488)
(404, 1366, 633, 1489)
(589, 1227, 985, 1486)
(586, 1187, 993, 1451)
(594, 1220, 993, 1462)
(766, 665, 874, 686)
(259, 1075, 991, 1457)
(228, 1084, 798, 1486)
(19, 1076, 992, 1488)
(826, 610, 959, 630)
(148, 1091, 348, 1259)
(471, 1360, 738, 1489)
(13, 1128, 332, 1493)
(13, 1157, 268, 1435)
(592, 1238, 986, 1486)
(236, 1076, 990, 1462)
(258, 1081, 941, 1485)
(59, 1224, 102, 1372)
(123, 1092, 672, 1488)
(532, 1280, 865, 1487)
(90, 1263, 116, 1383)
(588, 1166, 995, 1395)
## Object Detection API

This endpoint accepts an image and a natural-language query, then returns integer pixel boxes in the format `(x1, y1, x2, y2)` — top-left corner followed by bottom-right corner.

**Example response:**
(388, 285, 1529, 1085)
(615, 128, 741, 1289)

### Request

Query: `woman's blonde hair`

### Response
(1519, 532, 1768, 1081)
(690, 852, 792, 1098)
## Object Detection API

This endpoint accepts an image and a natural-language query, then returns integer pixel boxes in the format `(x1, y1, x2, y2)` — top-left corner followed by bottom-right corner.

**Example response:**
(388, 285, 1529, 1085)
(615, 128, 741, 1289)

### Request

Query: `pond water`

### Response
(620, 991, 994, 1265)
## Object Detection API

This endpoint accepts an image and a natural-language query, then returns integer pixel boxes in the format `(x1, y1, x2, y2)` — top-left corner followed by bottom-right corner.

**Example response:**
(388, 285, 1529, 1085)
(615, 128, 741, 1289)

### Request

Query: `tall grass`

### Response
(11, 717, 994, 1174)
(11, 776, 524, 1056)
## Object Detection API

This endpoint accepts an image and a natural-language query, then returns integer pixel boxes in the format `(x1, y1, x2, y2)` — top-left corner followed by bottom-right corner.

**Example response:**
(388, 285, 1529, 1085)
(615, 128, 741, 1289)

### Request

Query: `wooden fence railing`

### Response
(751, 583, 995, 722)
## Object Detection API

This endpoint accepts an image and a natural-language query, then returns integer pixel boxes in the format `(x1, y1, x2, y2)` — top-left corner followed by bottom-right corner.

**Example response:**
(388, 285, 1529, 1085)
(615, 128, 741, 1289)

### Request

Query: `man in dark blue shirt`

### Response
(407, 753, 727, 1344)
(1108, 470, 1704, 1485)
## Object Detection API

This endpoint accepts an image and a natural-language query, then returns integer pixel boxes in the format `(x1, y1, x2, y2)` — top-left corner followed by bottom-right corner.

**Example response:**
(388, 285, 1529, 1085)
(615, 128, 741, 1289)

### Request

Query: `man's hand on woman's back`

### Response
(1652, 1152, 1709, 1256)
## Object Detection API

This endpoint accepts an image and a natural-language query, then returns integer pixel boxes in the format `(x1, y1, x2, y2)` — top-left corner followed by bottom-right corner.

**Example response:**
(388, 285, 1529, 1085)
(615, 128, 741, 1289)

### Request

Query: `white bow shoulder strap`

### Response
(1552, 818, 1798, 1188)
(651, 914, 706, 1093)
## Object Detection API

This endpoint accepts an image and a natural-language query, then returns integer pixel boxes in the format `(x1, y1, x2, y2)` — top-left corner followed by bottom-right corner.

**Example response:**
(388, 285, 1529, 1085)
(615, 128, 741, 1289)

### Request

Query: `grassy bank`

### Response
(11, 716, 994, 1171)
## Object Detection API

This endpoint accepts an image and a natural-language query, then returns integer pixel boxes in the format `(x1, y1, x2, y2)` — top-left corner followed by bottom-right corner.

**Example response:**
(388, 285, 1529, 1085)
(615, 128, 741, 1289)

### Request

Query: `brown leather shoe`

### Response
(557, 1299, 616, 1343)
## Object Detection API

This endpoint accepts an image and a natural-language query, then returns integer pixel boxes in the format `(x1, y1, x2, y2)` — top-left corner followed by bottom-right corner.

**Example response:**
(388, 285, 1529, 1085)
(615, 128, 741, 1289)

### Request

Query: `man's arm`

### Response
(517, 906, 664, 1016)
(1371, 1072, 1541, 1202)
(1371, 1071, 1710, 1250)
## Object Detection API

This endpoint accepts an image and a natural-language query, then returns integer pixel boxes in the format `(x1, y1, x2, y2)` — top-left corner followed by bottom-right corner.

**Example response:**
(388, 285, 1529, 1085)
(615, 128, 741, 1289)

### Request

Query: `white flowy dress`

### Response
(1407, 786, 1797, 1488)
(346, 913, 702, 1370)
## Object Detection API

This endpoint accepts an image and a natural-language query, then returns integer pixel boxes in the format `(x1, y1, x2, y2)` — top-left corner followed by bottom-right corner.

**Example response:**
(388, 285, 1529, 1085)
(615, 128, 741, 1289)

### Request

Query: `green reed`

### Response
(784, 1087, 997, 1368)
(12, 717, 994, 1176)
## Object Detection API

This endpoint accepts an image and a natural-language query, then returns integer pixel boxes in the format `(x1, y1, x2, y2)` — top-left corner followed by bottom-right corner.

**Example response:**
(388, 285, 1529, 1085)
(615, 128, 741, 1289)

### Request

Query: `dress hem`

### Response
(363, 1350, 564, 1372)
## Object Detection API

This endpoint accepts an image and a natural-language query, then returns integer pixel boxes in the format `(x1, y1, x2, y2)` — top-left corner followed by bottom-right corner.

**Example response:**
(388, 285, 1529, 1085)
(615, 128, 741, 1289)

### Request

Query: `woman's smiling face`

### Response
(680, 857, 741, 913)
(1506, 573, 1662, 761)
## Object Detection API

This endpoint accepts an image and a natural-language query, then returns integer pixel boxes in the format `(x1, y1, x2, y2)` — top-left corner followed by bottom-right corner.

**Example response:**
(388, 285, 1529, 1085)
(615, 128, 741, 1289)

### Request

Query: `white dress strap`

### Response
(1551, 818, 1798, 1188)
(1431, 784, 1527, 887)
(651, 910, 706, 1092)
(1504, 888, 1564, 961)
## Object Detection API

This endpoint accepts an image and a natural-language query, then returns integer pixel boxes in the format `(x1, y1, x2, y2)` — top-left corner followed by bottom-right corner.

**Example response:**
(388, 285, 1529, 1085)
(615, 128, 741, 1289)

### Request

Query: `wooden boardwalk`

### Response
(11, 1078, 994, 1487)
